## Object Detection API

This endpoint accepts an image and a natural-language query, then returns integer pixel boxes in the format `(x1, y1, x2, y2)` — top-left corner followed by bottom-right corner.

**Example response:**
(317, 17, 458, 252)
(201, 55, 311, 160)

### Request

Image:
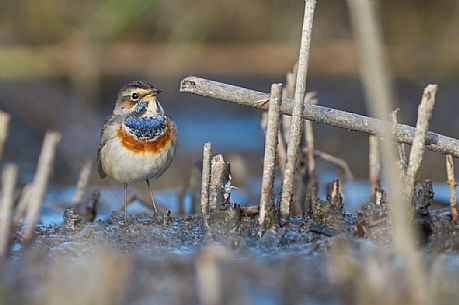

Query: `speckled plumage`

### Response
(97, 82, 178, 185)
(123, 115, 167, 141)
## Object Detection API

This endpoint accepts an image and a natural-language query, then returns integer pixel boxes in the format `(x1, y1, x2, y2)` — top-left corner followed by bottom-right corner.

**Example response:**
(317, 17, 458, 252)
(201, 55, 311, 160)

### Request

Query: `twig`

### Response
(280, 0, 317, 224)
(0, 111, 10, 160)
(390, 109, 408, 173)
(303, 148, 354, 180)
(241, 206, 259, 216)
(0, 163, 18, 256)
(85, 190, 100, 222)
(277, 129, 287, 174)
(259, 83, 282, 233)
(200, 143, 212, 216)
(446, 155, 457, 222)
(23, 131, 62, 242)
(304, 92, 317, 178)
(405, 85, 437, 207)
(71, 159, 92, 209)
(180, 76, 459, 158)
(13, 184, 32, 224)
(281, 63, 297, 150)
(369, 135, 381, 197)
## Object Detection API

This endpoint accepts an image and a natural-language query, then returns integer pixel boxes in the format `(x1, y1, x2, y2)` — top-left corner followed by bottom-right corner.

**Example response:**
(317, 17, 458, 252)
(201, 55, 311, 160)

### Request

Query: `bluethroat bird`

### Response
(97, 81, 178, 219)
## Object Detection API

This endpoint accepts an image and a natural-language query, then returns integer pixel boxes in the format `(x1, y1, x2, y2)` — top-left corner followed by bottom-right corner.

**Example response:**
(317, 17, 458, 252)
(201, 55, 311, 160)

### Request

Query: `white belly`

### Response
(100, 136, 177, 184)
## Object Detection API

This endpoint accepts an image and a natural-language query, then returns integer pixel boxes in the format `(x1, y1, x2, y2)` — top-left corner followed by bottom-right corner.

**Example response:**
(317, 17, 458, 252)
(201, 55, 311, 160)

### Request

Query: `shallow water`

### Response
(38, 177, 453, 226)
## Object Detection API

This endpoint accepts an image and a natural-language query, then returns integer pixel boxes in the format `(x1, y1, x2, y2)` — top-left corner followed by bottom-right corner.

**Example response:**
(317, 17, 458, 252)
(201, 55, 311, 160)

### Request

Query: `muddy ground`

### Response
(1, 189, 458, 305)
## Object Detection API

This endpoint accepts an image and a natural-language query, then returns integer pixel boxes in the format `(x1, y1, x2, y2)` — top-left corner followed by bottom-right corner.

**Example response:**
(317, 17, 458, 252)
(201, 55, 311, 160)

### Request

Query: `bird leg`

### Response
(146, 179, 159, 216)
(124, 183, 128, 222)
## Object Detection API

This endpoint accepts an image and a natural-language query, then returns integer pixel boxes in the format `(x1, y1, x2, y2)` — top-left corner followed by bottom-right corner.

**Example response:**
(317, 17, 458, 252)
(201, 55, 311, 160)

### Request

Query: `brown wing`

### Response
(97, 114, 121, 178)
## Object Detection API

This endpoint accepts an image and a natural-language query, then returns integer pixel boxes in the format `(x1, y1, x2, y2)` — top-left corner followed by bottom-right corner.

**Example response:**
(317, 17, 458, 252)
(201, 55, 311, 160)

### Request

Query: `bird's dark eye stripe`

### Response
(131, 92, 139, 100)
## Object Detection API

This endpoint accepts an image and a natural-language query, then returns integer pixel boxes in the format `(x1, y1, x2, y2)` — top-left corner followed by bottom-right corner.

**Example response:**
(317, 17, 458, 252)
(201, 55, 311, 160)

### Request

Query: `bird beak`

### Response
(153, 88, 162, 95)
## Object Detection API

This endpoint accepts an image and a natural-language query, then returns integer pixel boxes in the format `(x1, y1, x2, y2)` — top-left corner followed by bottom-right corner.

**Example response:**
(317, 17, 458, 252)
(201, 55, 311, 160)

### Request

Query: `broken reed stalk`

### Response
(208, 155, 231, 212)
(200, 142, 212, 217)
(13, 184, 32, 224)
(180, 77, 459, 158)
(390, 109, 408, 173)
(405, 85, 437, 207)
(0, 111, 9, 160)
(445, 155, 457, 222)
(23, 131, 62, 242)
(304, 92, 317, 177)
(0, 163, 18, 256)
(259, 83, 282, 233)
(369, 135, 381, 196)
(280, 0, 317, 224)
(71, 159, 92, 209)
(303, 148, 354, 180)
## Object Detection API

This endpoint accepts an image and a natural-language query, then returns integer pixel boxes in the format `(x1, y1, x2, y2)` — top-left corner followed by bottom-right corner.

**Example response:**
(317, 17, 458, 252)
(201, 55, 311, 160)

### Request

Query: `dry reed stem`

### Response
(196, 246, 229, 305)
(348, 0, 428, 303)
(390, 109, 408, 173)
(71, 159, 92, 208)
(369, 135, 381, 196)
(47, 252, 131, 305)
(0, 111, 10, 160)
(405, 85, 437, 207)
(281, 63, 297, 152)
(304, 92, 317, 177)
(23, 131, 61, 242)
(446, 155, 457, 222)
(303, 148, 354, 180)
(201, 142, 212, 216)
(180, 77, 459, 158)
(0, 163, 18, 256)
(13, 184, 32, 224)
(259, 83, 282, 233)
(280, 0, 317, 224)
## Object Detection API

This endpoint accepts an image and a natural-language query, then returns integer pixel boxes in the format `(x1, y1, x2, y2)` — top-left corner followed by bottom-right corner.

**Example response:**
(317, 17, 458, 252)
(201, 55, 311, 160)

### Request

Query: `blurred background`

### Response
(1, 0, 459, 210)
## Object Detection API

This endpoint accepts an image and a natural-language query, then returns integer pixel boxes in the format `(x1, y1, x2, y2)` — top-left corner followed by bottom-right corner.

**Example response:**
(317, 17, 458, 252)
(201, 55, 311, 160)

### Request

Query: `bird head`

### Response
(113, 81, 164, 117)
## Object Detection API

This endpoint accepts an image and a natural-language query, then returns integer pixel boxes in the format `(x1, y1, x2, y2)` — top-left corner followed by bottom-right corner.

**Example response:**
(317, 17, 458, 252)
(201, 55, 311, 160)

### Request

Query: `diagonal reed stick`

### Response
(23, 131, 61, 242)
(404, 85, 437, 207)
(180, 76, 459, 158)
(71, 159, 92, 209)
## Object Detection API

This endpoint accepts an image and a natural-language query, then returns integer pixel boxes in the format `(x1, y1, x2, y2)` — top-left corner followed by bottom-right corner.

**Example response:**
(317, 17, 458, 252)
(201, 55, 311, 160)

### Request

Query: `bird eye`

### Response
(131, 92, 139, 100)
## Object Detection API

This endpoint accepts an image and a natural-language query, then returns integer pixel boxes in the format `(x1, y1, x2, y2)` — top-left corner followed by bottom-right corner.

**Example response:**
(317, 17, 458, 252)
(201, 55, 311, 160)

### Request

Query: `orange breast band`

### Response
(117, 120, 172, 153)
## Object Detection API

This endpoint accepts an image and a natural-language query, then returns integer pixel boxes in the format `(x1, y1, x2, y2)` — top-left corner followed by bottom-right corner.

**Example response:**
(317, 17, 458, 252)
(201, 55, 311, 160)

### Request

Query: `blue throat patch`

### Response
(124, 115, 167, 140)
